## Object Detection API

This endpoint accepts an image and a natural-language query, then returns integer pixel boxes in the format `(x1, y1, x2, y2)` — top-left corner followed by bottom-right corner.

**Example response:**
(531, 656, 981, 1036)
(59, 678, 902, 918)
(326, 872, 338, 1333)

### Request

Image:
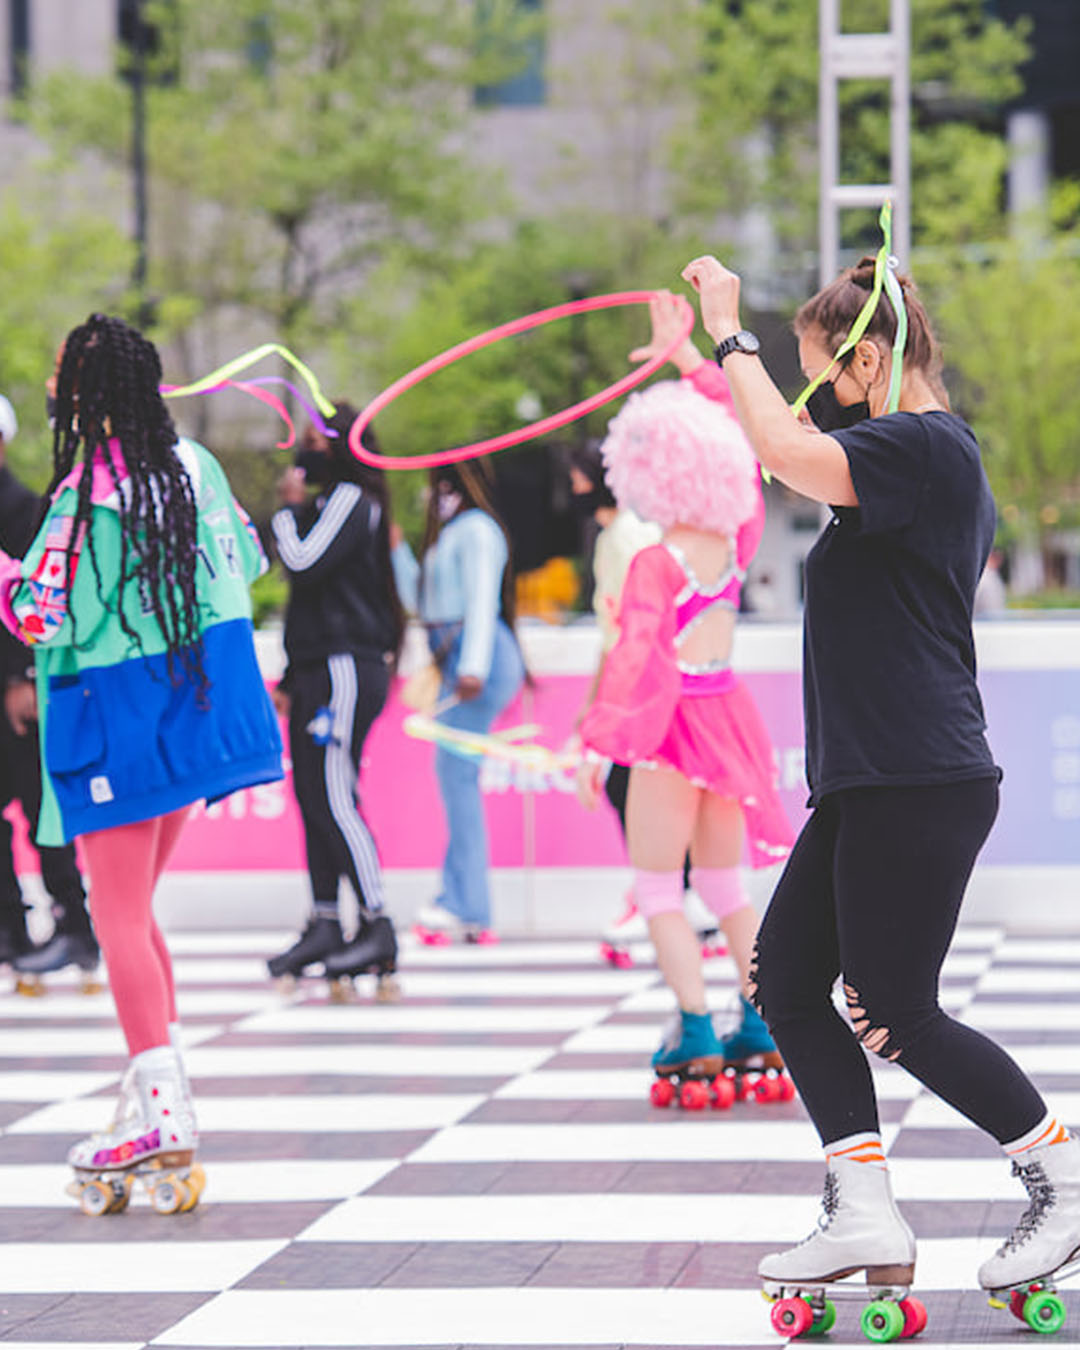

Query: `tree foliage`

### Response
(926, 235, 1080, 534)
(678, 0, 1031, 262)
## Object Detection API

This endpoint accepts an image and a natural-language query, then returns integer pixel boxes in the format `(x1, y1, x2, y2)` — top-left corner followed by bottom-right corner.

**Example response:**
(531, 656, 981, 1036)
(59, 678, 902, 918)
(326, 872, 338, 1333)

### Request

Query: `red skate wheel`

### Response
(898, 1295, 927, 1338)
(679, 1080, 710, 1110)
(650, 1077, 676, 1108)
(753, 1074, 783, 1104)
(770, 1297, 814, 1337)
(711, 1075, 737, 1110)
(1009, 1289, 1029, 1322)
(778, 1074, 797, 1102)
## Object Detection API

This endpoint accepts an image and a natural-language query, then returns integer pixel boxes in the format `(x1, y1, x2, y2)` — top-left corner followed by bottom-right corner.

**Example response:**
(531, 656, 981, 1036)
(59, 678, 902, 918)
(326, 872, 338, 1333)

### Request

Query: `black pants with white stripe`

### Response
(288, 652, 390, 917)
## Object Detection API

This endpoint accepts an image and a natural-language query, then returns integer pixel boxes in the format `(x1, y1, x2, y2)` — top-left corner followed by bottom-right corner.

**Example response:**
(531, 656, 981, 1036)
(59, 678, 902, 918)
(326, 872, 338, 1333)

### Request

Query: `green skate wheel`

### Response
(862, 1299, 905, 1343)
(804, 1297, 836, 1336)
(1024, 1290, 1066, 1335)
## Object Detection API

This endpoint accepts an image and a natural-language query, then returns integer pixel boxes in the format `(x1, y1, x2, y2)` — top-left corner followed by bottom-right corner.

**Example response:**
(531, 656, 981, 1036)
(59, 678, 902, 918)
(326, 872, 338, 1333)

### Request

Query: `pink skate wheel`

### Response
(471, 929, 499, 945)
(679, 1080, 710, 1111)
(898, 1295, 927, 1338)
(770, 1297, 814, 1337)
(711, 1075, 737, 1110)
(413, 925, 451, 946)
(650, 1078, 676, 1109)
(753, 1074, 783, 1104)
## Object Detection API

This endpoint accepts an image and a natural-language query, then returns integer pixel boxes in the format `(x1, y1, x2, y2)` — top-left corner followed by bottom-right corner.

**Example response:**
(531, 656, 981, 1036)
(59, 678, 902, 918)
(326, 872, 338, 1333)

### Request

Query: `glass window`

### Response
(475, 0, 545, 108)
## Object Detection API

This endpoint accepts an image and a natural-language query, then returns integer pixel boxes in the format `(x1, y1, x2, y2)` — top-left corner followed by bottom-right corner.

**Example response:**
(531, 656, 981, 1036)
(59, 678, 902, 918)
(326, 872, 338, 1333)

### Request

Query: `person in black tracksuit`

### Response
(0, 396, 95, 978)
(266, 404, 404, 988)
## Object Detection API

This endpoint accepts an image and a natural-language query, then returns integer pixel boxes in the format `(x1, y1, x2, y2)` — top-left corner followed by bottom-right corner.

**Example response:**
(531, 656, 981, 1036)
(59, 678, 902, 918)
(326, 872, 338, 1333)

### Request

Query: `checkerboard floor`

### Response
(0, 920, 1073, 1347)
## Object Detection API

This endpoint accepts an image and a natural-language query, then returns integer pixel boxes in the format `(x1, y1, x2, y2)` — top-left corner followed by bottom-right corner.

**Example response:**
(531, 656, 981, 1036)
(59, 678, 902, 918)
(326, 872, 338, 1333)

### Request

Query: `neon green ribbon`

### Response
(791, 200, 905, 417)
(162, 343, 336, 417)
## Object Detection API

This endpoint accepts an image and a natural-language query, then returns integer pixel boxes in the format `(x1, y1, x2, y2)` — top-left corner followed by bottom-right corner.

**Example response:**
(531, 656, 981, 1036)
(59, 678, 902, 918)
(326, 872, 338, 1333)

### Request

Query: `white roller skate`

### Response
(67, 1045, 204, 1217)
(981, 1133, 1080, 1336)
(599, 895, 646, 968)
(760, 1148, 924, 1341)
(683, 886, 728, 960)
(413, 902, 496, 946)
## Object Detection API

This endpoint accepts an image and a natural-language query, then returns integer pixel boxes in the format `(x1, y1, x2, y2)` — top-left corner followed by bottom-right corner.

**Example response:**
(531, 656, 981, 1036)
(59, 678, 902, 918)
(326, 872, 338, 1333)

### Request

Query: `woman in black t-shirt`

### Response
(680, 252, 1080, 1305)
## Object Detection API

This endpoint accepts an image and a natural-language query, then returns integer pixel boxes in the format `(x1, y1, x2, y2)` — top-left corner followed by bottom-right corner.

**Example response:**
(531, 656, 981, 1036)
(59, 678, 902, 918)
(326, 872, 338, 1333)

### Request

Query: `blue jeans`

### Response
(430, 620, 524, 927)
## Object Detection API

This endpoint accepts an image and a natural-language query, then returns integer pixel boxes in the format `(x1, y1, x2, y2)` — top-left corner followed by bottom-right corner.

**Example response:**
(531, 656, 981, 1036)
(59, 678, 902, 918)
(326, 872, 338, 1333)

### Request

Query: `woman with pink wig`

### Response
(578, 298, 793, 1086)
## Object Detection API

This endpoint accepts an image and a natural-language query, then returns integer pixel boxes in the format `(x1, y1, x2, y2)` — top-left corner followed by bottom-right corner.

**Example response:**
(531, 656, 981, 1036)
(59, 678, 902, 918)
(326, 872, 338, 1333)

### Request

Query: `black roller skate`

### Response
(14, 907, 102, 995)
(267, 915, 344, 989)
(0, 904, 33, 993)
(324, 914, 400, 1003)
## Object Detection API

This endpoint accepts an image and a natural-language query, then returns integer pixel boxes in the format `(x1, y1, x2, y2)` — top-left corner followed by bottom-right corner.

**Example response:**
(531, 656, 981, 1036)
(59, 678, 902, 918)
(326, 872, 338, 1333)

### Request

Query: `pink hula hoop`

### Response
(348, 290, 694, 471)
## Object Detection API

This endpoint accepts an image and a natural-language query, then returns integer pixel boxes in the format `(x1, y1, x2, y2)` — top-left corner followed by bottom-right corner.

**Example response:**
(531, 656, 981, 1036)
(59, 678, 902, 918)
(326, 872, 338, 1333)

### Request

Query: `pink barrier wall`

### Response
(6, 670, 810, 871)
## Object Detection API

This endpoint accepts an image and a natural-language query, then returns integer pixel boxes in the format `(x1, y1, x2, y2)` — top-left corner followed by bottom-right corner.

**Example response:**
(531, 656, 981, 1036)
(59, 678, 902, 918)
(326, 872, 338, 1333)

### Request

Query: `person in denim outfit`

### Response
(394, 461, 525, 941)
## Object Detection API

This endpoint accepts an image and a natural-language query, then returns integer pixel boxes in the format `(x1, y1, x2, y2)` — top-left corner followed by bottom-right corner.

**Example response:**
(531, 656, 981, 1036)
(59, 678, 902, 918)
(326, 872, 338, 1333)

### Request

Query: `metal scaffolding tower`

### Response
(818, 0, 910, 285)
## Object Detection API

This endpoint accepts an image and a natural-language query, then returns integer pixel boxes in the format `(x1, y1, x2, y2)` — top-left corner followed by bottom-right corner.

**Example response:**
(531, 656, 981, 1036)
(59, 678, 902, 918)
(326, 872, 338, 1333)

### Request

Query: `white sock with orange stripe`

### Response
(1003, 1112, 1072, 1158)
(825, 1130, 888, 1172)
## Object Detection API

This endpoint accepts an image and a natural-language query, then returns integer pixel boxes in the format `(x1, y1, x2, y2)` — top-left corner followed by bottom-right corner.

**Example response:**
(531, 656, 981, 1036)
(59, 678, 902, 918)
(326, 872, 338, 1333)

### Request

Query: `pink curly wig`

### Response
(601, 380, 759, 535)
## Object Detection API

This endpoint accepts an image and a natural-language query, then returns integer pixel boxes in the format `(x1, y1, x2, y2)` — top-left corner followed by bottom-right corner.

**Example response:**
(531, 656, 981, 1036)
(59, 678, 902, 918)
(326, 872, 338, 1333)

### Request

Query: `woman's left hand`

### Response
(681, 255, 742, 344)
(456, 675, 483, 701)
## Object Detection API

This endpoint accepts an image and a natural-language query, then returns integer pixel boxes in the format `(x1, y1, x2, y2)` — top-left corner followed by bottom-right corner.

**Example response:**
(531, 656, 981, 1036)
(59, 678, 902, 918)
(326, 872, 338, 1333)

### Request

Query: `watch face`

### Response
(737, 330, 761, 355)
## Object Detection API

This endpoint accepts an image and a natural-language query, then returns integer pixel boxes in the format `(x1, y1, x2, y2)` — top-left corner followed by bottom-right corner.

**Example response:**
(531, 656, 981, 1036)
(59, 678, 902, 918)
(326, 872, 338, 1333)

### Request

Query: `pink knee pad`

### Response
(634, 870, 684, 918)
(691, 866, 748, 920)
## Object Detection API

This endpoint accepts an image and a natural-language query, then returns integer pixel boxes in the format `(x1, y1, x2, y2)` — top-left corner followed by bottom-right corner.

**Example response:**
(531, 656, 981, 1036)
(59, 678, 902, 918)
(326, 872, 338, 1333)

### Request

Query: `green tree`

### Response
(0, 196, 131, 487)
(27, 0, 540, 359)
(926, 233, 1080, 542)
(676, 0, 1030, 263)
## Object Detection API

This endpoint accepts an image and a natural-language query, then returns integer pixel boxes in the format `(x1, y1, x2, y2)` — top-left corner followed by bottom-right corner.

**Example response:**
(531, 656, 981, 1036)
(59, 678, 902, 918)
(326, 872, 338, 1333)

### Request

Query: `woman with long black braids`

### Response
(266, 405, 403, 995)
(0, 313, 282, 1214)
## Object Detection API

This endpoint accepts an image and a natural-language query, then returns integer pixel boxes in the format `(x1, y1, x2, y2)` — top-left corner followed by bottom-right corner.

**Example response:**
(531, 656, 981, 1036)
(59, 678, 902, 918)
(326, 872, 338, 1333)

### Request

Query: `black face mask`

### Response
(805, 380, 869, 433)
(295, 448, 334, 485)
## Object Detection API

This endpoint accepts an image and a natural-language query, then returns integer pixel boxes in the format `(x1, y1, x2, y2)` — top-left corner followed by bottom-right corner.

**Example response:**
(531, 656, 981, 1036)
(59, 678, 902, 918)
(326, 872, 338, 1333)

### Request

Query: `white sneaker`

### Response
(979, 1135, 1080, 1291)
(759, 1153, 916, 1287)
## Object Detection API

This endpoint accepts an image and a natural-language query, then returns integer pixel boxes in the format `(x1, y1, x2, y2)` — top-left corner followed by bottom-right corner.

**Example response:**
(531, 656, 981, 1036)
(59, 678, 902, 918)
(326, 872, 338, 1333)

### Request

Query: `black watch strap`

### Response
(713, 330, 761, 364)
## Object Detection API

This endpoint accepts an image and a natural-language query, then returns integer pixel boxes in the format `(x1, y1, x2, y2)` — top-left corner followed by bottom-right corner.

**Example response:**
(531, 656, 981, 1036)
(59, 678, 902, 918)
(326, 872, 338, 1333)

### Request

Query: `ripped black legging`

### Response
(752, 777, 1045, 1147)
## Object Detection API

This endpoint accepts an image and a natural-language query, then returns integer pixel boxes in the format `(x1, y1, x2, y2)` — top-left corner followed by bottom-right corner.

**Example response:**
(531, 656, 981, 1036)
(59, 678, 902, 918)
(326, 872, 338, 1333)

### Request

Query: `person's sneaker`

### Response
(979, 1134, 1080, 1291)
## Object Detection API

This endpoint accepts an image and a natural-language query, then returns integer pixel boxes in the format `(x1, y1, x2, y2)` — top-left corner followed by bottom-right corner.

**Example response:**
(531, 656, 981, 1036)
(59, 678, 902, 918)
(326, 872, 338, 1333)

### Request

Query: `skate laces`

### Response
(793, 1170, 840, 1246)
(999, 1160, 1055, 1255)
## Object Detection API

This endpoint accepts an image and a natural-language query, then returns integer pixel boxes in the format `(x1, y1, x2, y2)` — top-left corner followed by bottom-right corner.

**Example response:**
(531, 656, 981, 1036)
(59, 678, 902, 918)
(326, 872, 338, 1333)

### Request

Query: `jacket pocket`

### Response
(45, 677, 106, 775)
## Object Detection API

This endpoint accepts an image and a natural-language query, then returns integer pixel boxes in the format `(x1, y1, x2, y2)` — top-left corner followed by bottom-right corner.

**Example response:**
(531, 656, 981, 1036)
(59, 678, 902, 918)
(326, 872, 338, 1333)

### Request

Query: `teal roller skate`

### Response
(649, 1009, 727, 1111)
(719, 995, 795, 1104)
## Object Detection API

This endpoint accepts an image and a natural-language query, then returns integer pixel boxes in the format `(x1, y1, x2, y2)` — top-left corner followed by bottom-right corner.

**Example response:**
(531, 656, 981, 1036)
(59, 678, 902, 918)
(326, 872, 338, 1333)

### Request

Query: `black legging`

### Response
(753, 776, 1045, 1146)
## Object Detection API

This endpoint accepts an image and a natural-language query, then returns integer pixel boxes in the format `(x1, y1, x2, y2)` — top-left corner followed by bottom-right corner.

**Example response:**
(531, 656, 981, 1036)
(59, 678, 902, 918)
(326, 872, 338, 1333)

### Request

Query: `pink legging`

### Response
(80, 807, 190, 1056)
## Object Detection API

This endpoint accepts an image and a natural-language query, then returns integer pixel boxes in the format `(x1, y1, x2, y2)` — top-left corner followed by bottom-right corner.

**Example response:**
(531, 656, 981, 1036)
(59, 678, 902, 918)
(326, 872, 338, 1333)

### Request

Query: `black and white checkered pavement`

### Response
(0, 921, 1072, 1347)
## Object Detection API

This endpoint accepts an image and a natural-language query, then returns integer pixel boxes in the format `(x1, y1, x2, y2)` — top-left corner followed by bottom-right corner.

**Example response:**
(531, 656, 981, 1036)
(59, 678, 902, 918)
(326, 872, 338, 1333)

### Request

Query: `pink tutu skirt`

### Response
(632, 677, 794, 869)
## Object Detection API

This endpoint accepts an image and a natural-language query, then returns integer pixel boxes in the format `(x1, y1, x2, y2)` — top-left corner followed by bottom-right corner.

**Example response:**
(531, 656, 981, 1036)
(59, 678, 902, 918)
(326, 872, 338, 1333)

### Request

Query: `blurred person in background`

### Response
(974, 547, 1008, 617)
(393, 460, 525, 943)
(267, 405, 403, 998)
(0, 391, 96, 991)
